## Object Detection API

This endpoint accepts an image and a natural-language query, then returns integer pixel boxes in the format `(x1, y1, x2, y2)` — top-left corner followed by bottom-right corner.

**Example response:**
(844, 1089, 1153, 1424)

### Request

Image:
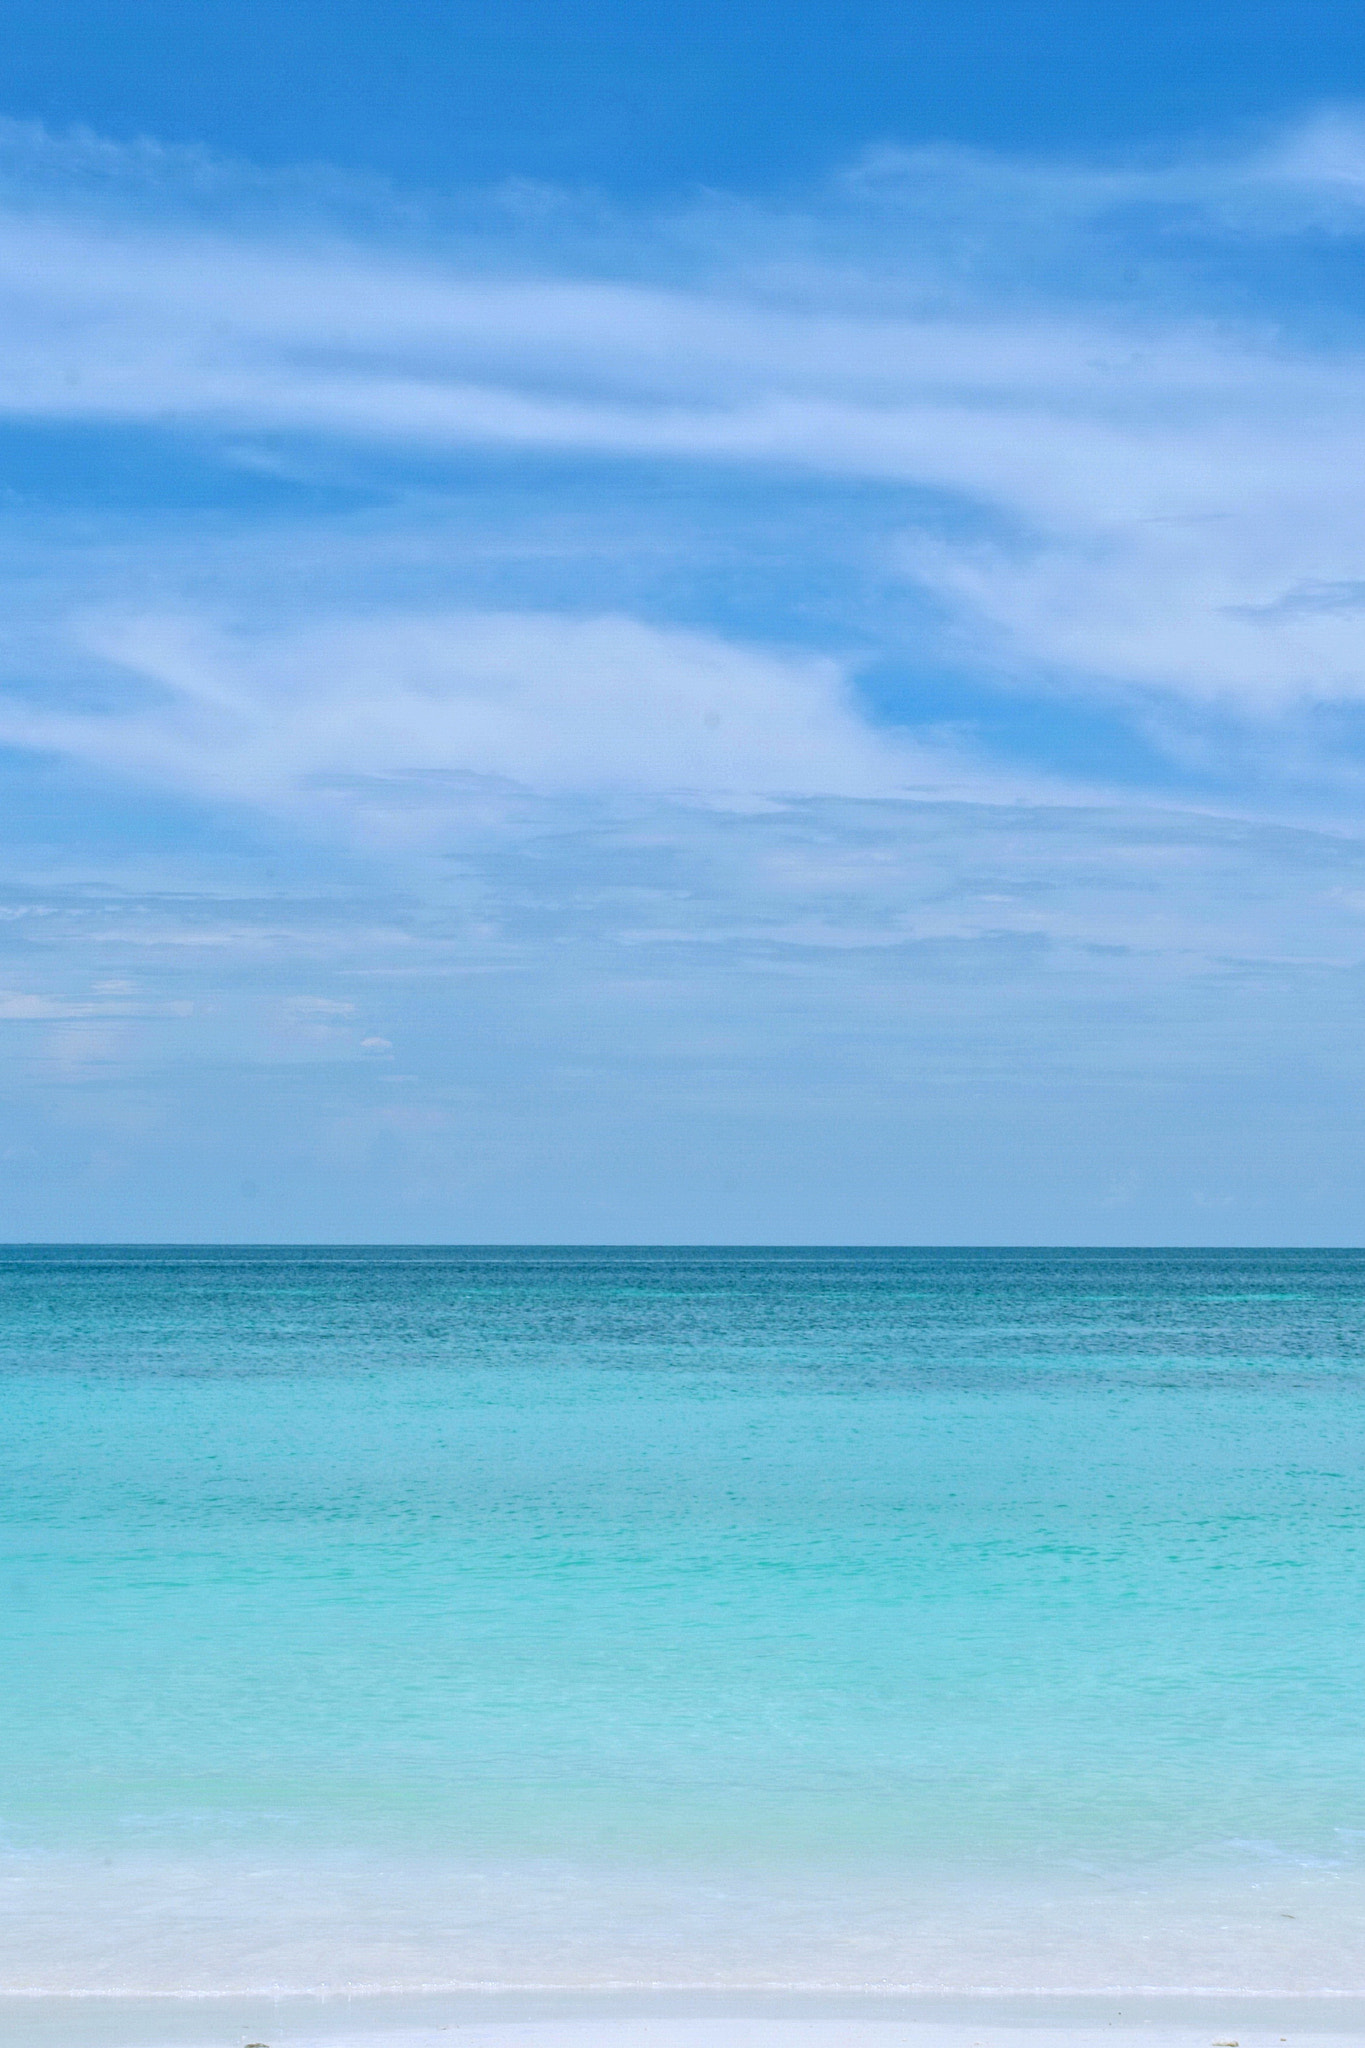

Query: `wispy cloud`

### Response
(3, 608, 923, 811)
(0, 989, 192, 1020)
(3, 107, 1365, 816)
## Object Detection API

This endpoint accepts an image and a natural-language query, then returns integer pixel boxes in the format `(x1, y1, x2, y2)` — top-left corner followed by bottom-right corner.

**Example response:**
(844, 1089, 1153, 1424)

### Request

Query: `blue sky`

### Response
(4, 2, 1365, 1241)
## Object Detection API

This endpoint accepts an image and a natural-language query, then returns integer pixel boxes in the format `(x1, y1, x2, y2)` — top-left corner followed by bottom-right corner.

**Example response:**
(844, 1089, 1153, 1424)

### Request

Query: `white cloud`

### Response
(285, 996, 356, 1017)
(840, 106, 1365, 236)
(2, 111, 1365, 752)
(0, 989, 192, 1019)
(0, 606, 995, 813)
(1260, 107, 1365, 206)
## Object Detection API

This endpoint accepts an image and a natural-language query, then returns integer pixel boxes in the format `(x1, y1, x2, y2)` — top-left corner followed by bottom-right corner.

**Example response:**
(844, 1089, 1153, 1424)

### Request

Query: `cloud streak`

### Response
(0, 608, 975, 815)
(2, 108, 1365, 795)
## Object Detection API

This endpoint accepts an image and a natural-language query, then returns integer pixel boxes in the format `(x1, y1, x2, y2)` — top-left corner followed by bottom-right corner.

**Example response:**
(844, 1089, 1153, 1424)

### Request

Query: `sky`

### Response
(4, 4, 1365, 1242)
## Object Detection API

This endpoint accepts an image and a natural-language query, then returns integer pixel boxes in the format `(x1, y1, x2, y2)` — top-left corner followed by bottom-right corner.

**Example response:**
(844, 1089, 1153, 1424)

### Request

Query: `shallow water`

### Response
(2, 1246, 1363, 1992)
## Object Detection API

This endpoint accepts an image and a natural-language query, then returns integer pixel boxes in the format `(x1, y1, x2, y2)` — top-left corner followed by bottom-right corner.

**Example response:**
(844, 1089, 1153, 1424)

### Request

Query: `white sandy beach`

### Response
(7, 1996, 1365, 2048)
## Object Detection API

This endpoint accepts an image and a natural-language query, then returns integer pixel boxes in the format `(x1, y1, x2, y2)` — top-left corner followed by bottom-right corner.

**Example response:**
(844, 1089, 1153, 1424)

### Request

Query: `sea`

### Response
(2, 1246, 1363, 2005)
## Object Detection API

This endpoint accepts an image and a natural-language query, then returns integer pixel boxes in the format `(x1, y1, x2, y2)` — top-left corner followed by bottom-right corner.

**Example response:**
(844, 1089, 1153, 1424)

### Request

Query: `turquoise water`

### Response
(2, 1247, 1364, 1993)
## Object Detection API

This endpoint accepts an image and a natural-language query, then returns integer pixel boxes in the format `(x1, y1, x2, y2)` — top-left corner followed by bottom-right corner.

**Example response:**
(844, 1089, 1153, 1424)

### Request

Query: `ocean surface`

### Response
(2, 1245, 1363, 1997)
